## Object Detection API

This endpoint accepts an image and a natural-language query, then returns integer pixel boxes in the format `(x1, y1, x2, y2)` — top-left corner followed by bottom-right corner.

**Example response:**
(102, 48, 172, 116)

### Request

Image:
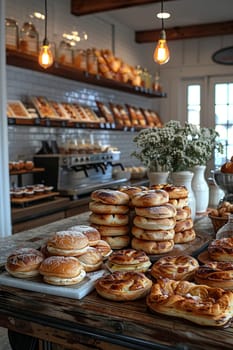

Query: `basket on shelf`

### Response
(208, 214, 228, 234)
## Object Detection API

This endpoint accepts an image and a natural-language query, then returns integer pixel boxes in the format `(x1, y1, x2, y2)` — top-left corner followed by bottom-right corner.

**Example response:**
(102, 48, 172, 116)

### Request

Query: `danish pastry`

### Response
(150, 255, 199, 281)
(195, 261, 233, 289)
(106, 248, 151, 273)
(95, 271, 152, 301)
(208, 237, 233, 262)
(146, 278, 233, 327)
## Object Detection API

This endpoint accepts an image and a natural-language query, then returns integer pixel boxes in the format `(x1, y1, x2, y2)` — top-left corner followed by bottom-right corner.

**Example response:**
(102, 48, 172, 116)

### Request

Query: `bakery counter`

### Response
(11, 178, 149, 233)
(0, 214, 232, 350)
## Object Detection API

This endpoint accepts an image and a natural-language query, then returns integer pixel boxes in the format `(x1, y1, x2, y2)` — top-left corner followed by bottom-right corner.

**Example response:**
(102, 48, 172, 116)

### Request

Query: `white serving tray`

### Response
(0, 269, 106, 300)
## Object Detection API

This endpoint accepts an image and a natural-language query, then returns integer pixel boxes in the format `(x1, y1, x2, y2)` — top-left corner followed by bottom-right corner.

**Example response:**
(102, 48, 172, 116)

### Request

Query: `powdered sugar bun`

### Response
(93, 239, 112, 258)
(47, 231, 89, 256)
(6, 247, 44, 278)
(131, 226, 175, 241)
(39, 256, 86, 285)
(68, 225, 101, 246)
(77, 248, 103, 272)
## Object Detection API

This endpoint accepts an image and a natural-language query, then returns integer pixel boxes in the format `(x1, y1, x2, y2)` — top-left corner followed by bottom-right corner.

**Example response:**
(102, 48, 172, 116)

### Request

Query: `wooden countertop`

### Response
(0, 213, 231, 350)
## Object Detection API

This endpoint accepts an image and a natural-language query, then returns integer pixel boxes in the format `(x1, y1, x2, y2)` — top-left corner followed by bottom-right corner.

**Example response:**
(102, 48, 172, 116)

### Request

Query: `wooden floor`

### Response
(0, 328, 11, 350)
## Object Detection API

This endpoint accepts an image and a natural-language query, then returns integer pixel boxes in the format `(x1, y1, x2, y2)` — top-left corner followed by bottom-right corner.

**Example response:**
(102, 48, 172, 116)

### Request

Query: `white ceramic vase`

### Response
(170, 171, 196, 221)
(191, 165, 209, 214)
(147, 171, 169, 186)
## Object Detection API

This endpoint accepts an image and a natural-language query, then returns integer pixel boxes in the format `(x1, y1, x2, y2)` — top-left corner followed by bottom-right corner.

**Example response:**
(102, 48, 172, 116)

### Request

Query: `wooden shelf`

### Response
(10, 167, 45, 176)
(6, 49, 167, 98)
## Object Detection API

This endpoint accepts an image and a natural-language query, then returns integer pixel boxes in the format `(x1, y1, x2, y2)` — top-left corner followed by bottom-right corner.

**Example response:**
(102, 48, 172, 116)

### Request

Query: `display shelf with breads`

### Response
(6, 48, 167, 98)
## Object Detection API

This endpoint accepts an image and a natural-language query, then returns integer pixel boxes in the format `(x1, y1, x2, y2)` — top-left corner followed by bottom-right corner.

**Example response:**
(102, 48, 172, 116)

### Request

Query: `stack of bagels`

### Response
(89, 189, 131, 249)
(151, 184, 196, 244)
(130, 189, 176, 255)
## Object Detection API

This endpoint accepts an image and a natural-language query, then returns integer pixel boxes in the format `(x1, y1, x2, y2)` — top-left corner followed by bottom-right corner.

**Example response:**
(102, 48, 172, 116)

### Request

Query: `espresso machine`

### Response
(34, 150, 128, 199)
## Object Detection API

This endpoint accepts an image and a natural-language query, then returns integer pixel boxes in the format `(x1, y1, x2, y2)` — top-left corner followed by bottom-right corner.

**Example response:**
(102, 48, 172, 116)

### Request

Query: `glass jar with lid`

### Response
(216, 213, 233, 239)
(19, 21, 39, 55)
(57, 40, 73, 66)
(73, 48, 87, 71)
(86, 48, 98, 75)
(5, 18, 19, 50)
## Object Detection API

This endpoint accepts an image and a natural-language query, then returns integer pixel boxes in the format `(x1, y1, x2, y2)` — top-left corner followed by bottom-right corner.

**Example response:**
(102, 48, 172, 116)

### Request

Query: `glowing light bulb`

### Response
(153, 29, 170, 65)
(38, 43, 53, 69)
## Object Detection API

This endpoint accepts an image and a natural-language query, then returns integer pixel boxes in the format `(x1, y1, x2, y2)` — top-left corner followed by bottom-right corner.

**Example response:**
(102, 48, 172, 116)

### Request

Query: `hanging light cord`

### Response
(43, 0, 48, 45)
(161, 0, 164, 30)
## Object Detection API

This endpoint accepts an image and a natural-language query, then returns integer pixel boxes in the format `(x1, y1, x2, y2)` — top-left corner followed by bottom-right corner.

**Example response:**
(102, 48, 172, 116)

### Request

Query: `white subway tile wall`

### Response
(6, 0, 159, 170)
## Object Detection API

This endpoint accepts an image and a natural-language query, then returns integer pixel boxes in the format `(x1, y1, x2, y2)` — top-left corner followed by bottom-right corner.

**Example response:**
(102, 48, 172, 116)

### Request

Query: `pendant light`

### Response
(153, 0, 170, 65)
(38, 0, 54, 69)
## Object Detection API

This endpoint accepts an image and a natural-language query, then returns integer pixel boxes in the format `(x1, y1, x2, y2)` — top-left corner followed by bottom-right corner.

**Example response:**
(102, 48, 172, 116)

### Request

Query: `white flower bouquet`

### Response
(131, 120, 223, 172)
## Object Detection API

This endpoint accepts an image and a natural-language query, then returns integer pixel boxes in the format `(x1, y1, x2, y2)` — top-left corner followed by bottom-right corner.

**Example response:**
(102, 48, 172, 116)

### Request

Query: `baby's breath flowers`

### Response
(131, 120, 223, 172)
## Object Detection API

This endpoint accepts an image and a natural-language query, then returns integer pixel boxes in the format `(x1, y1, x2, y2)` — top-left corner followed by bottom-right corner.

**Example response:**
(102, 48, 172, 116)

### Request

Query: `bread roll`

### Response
(133, 215, 176, 231)
(47, 231, 89, 256)
(89, 201, 129, 214)
(131, 237, 174, 254)
(106, 248, 151, 273)
(95, 271, 152, 301)
(39, 256, 86, 285)
(131, 190, 169, 207)
(89, 213, 129, 226)
(91, 223, 129, 236)
(5, 248, 44, 278)
(131, 226, 175, 241)
(135, 203, 176, 219)
(208, 237, 233, 262)
(91, 189, 129, 205)
(151, 255, 199, 281)
(68, 225, 101, 246)
(174, 229, 196, 244)
(146, 278, 233, 327)
(195, 261, 233, 289)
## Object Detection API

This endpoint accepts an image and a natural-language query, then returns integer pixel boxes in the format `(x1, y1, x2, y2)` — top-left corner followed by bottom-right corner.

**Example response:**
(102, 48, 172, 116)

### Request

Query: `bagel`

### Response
(194, 261, 233, 289)
(135, 203, 176, 219)
(131, 237, 174, 255)
(102, 235, 130, 250)
(174, 218, 193, 233)
(151, 255, 199, 281)
(169, 198, 189, 209)
(133, 215, 176, 231)
(91, 189, 129, 205)
(151, 184, 189, 199)
(131, 226, 175, 241)
(89, 213, 129, 226)
(131, 189, 169, 207)
(174, 229, 196, 244)
(175, 206, 191, 220)
(89, 201, 129, 214)
(208, 237, 233, 262)
(95, 271, 152, 301)
(119, 185, 148, 198)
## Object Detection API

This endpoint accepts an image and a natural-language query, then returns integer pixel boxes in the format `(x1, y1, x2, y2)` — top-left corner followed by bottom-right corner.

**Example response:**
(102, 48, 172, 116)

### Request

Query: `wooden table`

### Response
(0, 214, 232, 350)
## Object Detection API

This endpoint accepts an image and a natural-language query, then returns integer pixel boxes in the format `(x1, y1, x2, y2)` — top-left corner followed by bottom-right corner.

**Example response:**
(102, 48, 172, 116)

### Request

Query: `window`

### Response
(214, 82, 233, 167)
(187, 84, 201, 126)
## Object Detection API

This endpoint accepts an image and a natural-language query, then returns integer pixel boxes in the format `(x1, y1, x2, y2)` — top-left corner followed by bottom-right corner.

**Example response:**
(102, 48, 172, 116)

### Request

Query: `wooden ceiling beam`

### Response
(135, 20, 233, 42)
(71, 0, 174, 16)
